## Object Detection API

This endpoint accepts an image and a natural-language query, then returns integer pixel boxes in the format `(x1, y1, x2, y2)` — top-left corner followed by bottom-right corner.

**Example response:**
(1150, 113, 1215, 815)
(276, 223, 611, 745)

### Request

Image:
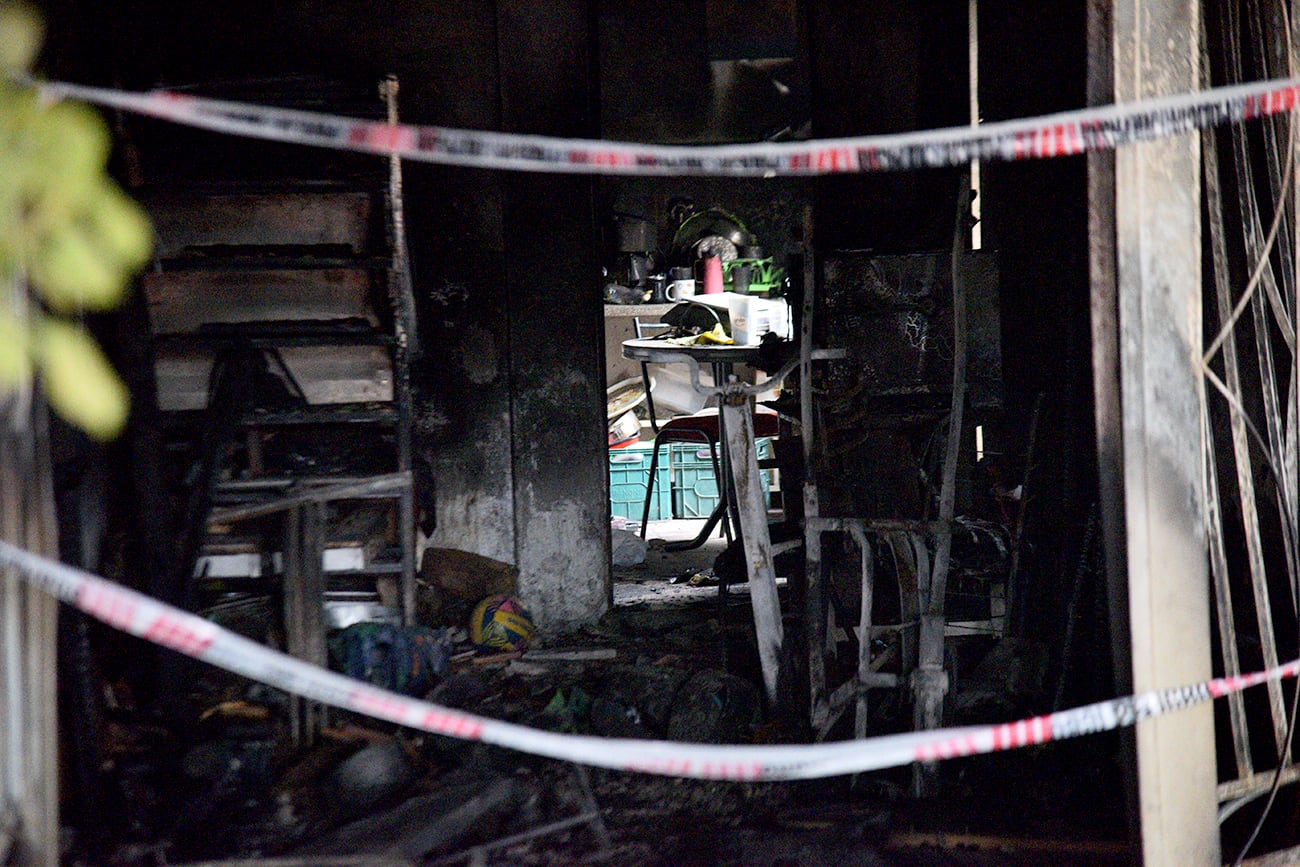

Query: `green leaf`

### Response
(28, 222, 127, 311)
(0, 83, 41, 201)
(26, 100, 111, 201)
(0, 3, 43, 73)
(34, 318, 128, 440)
(83, 180, 153, 270)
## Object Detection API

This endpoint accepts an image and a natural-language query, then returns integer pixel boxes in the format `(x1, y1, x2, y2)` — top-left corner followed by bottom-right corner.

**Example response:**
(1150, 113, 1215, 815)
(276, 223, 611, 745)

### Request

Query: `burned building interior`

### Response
(3, 0, 1300, 864)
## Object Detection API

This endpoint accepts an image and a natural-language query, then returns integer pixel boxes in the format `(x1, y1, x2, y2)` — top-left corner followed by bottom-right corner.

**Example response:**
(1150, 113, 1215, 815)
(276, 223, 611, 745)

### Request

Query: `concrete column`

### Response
(498, 0, 611, 630)
(1113, 0, 1218, 863)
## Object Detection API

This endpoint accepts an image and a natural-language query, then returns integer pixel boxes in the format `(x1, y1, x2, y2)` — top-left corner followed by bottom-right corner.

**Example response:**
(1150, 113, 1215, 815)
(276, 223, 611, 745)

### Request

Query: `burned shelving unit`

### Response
(133, 92, 419, 735)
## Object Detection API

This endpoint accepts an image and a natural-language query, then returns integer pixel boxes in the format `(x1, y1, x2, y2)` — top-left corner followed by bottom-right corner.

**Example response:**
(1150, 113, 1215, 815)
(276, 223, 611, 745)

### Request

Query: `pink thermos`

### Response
(702, 255, 724, 294)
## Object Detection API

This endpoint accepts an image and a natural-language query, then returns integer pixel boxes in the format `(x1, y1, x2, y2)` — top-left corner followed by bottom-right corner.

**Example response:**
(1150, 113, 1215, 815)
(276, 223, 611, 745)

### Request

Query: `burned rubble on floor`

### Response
(60, 534, 1128, 867)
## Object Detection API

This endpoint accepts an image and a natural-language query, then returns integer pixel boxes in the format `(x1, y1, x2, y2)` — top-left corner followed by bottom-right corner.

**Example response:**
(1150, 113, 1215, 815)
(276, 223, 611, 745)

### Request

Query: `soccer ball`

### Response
(469, 595, 535, 652)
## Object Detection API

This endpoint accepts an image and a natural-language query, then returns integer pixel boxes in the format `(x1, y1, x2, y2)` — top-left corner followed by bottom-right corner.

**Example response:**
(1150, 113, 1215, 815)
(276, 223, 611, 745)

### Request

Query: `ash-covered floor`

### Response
(70, 515, 1129, 866)
(613, 518, 734, 607)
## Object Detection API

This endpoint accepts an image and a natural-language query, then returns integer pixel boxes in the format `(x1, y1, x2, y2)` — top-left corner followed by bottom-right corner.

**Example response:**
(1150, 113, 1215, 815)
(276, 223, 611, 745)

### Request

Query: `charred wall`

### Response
(39, 0, 612, 629)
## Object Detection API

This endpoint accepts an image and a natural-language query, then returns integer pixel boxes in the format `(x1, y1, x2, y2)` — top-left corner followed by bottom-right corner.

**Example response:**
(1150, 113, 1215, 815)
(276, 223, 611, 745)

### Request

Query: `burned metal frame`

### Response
(797, 187, 977, 796)
(1197, 0, 1300, 832)
(804, 518, 922, 743)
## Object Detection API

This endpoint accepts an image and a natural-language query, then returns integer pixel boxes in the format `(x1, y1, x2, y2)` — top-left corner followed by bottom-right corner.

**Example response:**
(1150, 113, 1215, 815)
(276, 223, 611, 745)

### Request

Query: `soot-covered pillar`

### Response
(1112, 0, 1217, 861)
(497, 0, 611, 629)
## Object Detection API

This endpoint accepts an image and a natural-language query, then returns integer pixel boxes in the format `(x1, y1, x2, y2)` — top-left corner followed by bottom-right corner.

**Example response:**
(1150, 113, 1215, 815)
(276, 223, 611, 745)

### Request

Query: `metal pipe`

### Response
(848, 523, 874, 740)
(209, 471, 411, 524)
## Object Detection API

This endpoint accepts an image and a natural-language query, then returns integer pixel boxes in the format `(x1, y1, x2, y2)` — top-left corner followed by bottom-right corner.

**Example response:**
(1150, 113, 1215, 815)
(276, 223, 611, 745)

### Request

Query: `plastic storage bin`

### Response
(608, 444, 671, 521)
(668, 437, 774, 518)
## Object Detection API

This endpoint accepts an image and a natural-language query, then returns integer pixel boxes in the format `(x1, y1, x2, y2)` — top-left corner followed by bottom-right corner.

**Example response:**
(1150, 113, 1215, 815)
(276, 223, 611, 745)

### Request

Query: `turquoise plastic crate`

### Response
(608, 444, 670, 521)
(668, 437, 774, 518)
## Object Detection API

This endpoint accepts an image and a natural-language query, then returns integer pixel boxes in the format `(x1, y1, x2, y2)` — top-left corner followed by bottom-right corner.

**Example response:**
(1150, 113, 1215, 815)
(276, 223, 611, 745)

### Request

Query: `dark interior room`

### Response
(2, 0, 1299, 864)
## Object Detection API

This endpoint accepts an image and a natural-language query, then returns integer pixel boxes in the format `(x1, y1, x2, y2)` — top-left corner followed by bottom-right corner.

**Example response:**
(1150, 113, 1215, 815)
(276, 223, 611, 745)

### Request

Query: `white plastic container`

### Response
(726, 293, 791, 345)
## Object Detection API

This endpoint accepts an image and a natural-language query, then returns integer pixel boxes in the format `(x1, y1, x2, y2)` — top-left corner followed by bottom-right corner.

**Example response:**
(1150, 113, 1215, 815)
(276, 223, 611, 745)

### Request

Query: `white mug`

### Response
(667, 278, 696, 302)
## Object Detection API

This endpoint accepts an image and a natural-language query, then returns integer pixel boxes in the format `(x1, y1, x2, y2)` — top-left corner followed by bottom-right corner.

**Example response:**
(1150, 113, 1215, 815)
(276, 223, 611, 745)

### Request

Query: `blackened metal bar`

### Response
(1005, 392, 1043, 638)
(454, 813, 602, 864)
(805, 512, 828, 729)
(1217, 763, 1300, 806)
(916, 186, 971, 733)
(398, 471, 416, 628)
(1203, 406, 1254, 779)
(209, 472, 410, 524)
(218, 475, 404, 492)
(714, 362, 738, 543)
(799, 204, 828, 729)
(301, 501, 328, 739)
(282, 505, 305, 748)
(381, 75, 421, 361)
(572, 763, 612, 851)
(380, 77, 419, 628)
(1204, 114, 1285, 763)
(849, 523, 874, 741)
(805, 517, 944, 534)
(912, 186, 970, 795)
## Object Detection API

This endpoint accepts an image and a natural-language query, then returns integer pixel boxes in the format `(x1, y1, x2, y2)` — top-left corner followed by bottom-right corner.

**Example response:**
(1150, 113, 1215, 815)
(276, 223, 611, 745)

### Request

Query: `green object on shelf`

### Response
(723, 258, 784, 295)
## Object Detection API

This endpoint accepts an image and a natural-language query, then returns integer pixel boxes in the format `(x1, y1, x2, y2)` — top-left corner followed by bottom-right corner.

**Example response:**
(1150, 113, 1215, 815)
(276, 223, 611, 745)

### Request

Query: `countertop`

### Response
(602, 303, 676, 319)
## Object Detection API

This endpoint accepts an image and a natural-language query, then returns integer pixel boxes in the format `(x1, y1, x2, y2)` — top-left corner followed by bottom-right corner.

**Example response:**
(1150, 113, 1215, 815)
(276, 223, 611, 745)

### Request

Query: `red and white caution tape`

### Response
(2, 538, 1295, 781)
(33, 76, 1300, 177)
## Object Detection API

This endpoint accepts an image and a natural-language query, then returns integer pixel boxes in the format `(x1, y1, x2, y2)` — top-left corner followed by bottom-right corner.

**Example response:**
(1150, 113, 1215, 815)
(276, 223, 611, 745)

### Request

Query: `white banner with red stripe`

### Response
(1, 539, 1296, 781)
(32, 75, 1300, 177)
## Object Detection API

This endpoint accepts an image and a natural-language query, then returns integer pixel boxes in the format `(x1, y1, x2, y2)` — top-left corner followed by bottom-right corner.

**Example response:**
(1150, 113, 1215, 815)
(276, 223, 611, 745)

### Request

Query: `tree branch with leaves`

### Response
(1, 1, 152, 439)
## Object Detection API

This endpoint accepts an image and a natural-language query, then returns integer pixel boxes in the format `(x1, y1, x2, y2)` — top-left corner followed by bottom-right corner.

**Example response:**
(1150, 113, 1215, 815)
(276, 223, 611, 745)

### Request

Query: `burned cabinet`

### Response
(140, 182, 418, 680)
